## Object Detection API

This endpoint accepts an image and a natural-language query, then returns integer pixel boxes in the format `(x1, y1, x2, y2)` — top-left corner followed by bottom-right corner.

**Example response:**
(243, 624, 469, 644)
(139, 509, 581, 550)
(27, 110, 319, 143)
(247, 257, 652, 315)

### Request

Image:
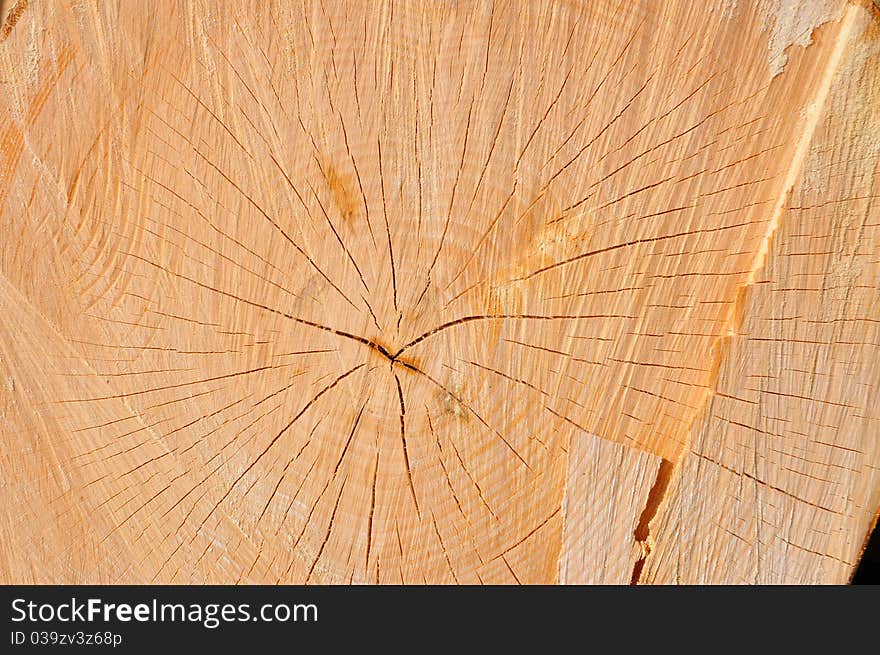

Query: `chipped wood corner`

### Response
(1, 0, 878, 585)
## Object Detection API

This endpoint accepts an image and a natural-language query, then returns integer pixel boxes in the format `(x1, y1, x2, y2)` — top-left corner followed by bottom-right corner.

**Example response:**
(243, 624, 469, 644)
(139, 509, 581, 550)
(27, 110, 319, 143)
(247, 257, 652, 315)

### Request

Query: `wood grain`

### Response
(1, 0, 877, 584)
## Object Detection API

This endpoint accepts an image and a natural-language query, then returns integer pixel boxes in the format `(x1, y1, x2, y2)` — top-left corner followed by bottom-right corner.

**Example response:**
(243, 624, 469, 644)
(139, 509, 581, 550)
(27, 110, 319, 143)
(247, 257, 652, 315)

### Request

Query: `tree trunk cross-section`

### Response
(0, 0, 878, 584)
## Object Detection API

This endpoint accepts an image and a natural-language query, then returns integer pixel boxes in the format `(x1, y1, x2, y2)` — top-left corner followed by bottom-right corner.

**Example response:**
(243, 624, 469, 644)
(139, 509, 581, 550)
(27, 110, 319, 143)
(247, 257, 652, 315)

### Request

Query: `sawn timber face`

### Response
(0, 0, 875, 583)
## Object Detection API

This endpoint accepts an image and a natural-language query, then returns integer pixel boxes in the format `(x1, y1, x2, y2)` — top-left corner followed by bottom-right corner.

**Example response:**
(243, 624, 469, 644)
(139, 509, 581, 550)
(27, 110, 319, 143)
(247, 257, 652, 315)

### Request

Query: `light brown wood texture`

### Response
(0, 0, 878, 584)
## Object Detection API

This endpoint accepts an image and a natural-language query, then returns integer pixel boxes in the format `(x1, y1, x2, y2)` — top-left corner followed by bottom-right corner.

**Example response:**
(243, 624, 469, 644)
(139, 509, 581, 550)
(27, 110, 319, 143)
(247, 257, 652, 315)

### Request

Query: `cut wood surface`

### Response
(0, 0, 878, 584)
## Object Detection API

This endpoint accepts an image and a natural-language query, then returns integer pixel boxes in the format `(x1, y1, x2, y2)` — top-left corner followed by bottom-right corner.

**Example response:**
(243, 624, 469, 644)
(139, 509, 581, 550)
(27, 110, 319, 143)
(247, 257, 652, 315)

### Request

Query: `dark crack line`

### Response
(630, 459, 674, 585)
(395, 371, 420, 516)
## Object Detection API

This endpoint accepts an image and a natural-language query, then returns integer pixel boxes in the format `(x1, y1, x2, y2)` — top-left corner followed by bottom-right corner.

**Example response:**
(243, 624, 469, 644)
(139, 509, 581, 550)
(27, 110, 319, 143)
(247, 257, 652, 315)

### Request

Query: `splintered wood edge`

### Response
(638, 4, 880, 584)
